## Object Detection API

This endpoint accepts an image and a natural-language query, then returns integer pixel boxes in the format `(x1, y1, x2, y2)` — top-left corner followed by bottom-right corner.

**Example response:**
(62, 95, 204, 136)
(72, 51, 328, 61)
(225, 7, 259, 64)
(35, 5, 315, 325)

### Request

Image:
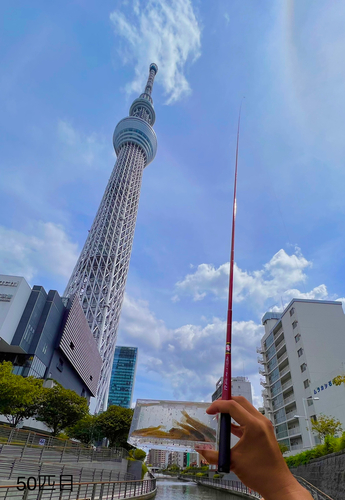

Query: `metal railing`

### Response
(294, 475, 334, 500)
(0, 475, 156, 500)
(0, 444, 127, 464)
(0, 426, 128, 461)
(0, 456, 134, 484)
(195, 476, 261, 498)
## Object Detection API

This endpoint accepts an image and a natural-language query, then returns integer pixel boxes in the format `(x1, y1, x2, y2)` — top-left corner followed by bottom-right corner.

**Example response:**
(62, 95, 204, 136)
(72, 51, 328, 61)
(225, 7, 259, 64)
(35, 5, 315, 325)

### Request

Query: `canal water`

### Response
(156, 479, 243, 500)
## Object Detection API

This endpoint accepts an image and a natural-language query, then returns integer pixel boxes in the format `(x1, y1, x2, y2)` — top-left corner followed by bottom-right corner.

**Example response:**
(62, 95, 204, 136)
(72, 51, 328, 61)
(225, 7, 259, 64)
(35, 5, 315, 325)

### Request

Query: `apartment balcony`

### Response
(279, 365, 291, 379)
(281, 379, 293, 392)
(257, 356, 266, 364)
(256, 346, 264, 354)
(275, 338, 286, 353)
(290, 443, 303, 451)
(284, 393, 295, 406)
(277, 352, 288, 367)
(286, 409, 298, 421)
(259, 368, 268, 376)
(274, 329, 284, 344)
(288, 426, 301, 437)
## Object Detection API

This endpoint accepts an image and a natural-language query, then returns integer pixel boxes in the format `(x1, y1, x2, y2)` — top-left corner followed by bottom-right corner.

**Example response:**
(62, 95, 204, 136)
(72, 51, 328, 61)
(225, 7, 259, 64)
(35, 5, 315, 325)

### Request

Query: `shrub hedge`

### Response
(285, 433, 345, 468)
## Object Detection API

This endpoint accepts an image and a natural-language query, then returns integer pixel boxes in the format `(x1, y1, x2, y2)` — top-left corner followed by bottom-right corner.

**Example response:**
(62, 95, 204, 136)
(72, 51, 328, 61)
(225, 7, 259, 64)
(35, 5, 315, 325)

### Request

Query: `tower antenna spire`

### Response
(218, 99, 244, 473)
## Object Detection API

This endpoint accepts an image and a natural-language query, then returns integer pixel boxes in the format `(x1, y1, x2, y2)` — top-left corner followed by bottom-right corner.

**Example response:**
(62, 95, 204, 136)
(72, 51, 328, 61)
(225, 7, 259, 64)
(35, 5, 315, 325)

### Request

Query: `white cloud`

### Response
(119, 294, 171, 349)
(57, 120, 108, 170)
(0, 222, 79, 283)
(175, 248, 316, 306)
(110, 0, 201, 103)
(118, 294, 263, 402)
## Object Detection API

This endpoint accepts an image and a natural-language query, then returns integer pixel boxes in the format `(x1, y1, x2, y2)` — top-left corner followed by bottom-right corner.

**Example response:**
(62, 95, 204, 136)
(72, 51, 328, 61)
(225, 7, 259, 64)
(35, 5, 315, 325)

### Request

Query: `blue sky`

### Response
(1, 0, 345, 407)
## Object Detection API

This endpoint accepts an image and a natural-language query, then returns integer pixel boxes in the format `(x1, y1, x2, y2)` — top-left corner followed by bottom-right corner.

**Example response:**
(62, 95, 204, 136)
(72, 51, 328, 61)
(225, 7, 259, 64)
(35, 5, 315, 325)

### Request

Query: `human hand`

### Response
(196, 397, 313, 500)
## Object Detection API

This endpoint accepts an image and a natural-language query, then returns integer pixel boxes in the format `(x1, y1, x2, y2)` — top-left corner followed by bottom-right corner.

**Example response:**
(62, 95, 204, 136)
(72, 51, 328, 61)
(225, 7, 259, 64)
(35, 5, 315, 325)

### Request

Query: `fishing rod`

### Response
(218, 103, 242, 473)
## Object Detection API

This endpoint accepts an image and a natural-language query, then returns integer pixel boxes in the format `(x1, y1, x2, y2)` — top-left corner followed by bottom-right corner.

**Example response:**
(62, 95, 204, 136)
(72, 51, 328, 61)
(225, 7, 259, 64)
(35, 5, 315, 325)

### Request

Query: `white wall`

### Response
(0, 275, 31, 345)
(311, 365, 345, 431)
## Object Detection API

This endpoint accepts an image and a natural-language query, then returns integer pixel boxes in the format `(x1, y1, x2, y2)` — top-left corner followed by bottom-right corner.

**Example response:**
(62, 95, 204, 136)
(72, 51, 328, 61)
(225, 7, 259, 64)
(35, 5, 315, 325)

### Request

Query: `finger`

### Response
(231, 422, 243, 438)
(206, 399, 254, 426)
(197, 449, 218, 465)
(231, 396, 267, 421)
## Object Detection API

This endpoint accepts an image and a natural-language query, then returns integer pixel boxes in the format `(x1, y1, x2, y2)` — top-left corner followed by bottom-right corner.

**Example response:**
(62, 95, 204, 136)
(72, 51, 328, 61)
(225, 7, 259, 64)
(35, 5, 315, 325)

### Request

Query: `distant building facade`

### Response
(0, 274, 101, 399)
(212, 376, 253, 403)
(108, 346, 138, 408)
(147, 449, 168, 468)
(259, 299, 345, 454)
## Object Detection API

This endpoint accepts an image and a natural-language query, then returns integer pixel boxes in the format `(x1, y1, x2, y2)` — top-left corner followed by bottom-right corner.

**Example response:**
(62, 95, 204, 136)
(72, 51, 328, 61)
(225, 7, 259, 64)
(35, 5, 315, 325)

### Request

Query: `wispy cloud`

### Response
(110, 0, 202, 103)
(0, 222, 79, 284)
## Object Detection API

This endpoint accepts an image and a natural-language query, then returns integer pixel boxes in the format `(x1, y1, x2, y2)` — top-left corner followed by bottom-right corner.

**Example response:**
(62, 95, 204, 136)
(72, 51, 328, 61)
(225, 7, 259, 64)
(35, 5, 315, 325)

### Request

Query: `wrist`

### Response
(261, 476, 313, 500)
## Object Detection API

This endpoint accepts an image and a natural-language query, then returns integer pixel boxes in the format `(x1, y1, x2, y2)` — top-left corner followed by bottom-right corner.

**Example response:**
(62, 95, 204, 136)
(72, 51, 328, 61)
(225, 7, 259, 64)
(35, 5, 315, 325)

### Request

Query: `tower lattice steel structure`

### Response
(64, 64, 158, 413)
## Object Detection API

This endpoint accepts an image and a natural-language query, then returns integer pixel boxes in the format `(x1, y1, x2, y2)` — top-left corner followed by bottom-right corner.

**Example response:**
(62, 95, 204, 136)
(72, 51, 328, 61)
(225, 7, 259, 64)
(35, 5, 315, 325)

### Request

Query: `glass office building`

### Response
(108, 346, 138, 408)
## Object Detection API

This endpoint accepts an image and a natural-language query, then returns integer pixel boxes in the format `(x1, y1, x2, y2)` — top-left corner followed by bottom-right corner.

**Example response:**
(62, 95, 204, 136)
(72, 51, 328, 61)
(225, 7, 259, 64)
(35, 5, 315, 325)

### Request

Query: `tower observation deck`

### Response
(64, 64, 158, 413)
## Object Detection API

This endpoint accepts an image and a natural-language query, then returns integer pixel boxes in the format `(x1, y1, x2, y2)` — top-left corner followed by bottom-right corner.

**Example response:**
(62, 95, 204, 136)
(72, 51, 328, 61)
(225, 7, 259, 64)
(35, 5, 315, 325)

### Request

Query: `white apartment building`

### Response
(258, 299, 345, 454)
(212, 376, 253, 403)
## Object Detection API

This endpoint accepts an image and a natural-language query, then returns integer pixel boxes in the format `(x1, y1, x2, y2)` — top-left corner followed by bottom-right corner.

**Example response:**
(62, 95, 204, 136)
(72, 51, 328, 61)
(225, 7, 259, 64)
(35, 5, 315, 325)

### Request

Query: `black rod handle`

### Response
(218, 412, 231, 473)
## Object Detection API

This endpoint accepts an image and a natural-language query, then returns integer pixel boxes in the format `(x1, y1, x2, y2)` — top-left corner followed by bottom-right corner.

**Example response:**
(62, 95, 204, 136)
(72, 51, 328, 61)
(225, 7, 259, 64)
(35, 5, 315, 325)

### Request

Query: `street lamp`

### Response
(294, 397, 320, 448)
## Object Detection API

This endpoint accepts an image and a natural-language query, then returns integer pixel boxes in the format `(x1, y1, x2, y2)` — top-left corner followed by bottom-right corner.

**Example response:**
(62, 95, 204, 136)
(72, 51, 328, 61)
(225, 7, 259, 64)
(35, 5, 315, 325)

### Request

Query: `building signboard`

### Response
(0, 281, 19, 287)
(0, 294, 13, 302)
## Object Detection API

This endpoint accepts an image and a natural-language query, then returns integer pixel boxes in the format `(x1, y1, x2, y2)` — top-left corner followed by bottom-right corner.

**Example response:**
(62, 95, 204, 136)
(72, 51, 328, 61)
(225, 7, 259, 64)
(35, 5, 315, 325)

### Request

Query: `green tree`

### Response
(278, 442, 289, 455)
(66, 414, 104, 445)
(0, 361, 44, 427)
(37, 383, 88, 436)
(311, 414, 343, 441)
(97, 405, 133, 448)
(129, 448, 146, 461)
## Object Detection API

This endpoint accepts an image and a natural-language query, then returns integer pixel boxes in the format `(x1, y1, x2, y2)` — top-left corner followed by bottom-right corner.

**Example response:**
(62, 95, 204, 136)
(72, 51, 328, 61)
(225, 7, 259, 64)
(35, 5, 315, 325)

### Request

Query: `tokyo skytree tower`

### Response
(64, 64, 158, 413)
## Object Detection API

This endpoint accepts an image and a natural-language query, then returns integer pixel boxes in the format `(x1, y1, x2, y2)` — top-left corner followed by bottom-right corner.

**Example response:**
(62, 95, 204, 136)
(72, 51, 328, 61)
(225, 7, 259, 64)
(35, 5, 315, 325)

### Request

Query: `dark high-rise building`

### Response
(0, 274, 101, 399)
(108, 346, 138, 408)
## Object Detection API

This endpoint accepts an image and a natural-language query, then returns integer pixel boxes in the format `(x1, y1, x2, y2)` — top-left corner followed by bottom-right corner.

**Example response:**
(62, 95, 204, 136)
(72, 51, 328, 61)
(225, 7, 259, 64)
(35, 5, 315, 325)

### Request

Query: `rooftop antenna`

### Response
(218, 100, 243, 473)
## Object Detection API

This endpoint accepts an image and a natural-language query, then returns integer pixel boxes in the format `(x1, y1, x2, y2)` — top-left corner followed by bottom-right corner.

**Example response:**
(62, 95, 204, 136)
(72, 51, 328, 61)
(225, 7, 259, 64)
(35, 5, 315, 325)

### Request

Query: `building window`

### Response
(81, 388, 86, 397)
(303, 379, 310, 389)
(295, 333, 301, 343)
(292, 321, 298, 329)
(42, 343, 48, 354)
(57, 358, 64, 372)
(289, 308, 295, 316)
(310, 415, 317, 422)
(297, 348, 303, 357)
(70, 342, 75, 350)
(307, 399, 314, 406)
(90, 375, 93, 381)
(300, 363, 307, 373)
